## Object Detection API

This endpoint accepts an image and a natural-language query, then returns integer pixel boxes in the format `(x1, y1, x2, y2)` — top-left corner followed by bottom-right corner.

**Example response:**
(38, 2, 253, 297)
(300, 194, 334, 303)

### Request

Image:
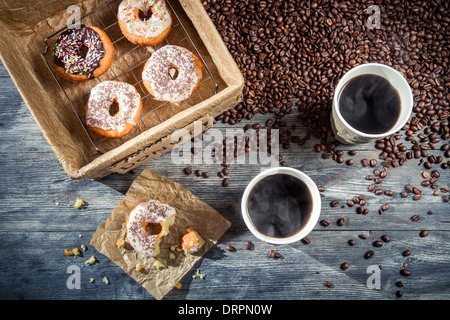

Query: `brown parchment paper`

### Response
(90, 169, 231, 299)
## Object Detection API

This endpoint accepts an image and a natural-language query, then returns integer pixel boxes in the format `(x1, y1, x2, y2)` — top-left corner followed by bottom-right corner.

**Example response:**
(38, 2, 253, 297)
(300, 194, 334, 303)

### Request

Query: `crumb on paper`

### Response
(64, 249, 74, 256)
(81, 244, 87, 251)
(136, 264, 143, 272)
(193, 269, 205, 279)
(153, 260, 165, 270)
(102, 277, 109, 285)
(89, 278, 95, 283)
(72, 248, 81, 256)
(85, 256, 98, 265)
(78, 234, 83, 238)
(73, 198, 85, 209)
(174, 282, 182, 289)
(116, 239, 125, 248)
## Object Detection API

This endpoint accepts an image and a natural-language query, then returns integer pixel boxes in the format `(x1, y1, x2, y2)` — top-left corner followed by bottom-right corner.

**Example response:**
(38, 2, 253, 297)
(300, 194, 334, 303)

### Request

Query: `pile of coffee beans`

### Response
(203, 0, 449, 165)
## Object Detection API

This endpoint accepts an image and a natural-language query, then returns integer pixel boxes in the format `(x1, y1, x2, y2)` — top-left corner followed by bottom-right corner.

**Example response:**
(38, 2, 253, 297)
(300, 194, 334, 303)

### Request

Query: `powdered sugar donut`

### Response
(142, 45, 202, 102)
(85, 81, 142, 138)
(126, 200, 177, 257)
(118, 0, 172, 46)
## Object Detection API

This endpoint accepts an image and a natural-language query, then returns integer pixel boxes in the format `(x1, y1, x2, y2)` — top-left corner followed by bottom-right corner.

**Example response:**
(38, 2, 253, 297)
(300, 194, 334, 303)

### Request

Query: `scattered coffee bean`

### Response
(381, 235, 391, 243)
(222, 178, 230, 187)
(400, 269, 412, 277)
(340, 262, 349, 270)
(396, 290, 403, 298)
(411, 214, 421, 222)
(364, 251, 374, 259)
(320, 219, 330, 227)
(202, 171, 210, 178)
(402, 249, 411, 257)
(194, 169, 202, 177)
(348, 239, 356, 246)
(337, 217, 345, 226)
(301, 237, 311, 244)
(396, 281, 404, 288)
(183, 167, 193, 175)
(245, 241, 252, 250)
(420, 230, 429, 237)
(330, 200, 340, 207)
(318, 186, 325, 192)
(373, 240, 383, 248)
(227, 245, 235, 252)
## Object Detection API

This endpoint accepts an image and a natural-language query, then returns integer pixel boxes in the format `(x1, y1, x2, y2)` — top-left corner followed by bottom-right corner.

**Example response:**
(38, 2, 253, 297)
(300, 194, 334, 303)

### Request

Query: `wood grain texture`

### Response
(0, 61, 449, 301)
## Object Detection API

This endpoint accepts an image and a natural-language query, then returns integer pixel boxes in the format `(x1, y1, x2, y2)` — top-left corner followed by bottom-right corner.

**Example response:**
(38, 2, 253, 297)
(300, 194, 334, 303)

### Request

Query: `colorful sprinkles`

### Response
(53, 25, 105, 77)
(118, 0, 171, 38)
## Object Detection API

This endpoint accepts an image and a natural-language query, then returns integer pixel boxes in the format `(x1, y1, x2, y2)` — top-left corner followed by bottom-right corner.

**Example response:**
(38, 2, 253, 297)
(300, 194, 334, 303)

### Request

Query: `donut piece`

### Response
(118, 0, 172, 46)
(53, 25, 114, 82)
(85, 81, 142, 139)
(181, 227, 205, 254)
(126, 200, 177, 257)
(142, 45, 202, 102)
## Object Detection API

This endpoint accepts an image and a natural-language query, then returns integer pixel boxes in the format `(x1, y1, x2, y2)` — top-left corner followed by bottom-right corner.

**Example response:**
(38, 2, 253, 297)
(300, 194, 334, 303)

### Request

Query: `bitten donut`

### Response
(118, 0, 172, 46)
(53, 25, 114, 82)
(85, 81, 142, 139)
(142, 45, 202, 102)
(181, 227, 205, 254)
(126, 200, 177, 257)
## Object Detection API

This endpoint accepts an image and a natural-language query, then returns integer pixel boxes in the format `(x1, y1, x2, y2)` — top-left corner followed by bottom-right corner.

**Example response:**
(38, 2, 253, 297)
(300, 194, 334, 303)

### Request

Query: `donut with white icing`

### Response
(126, 200, 177, 257)
(85, 81, 142, 138)
(117, 0, 172, 46)
(142, 45, 202, 102)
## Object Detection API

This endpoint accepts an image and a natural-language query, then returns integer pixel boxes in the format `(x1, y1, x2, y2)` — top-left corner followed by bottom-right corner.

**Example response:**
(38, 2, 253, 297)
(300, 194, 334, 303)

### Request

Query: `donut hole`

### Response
(168, 67, 179, 80)
(142, 222, 162, 237)
(109, 100, 120, 117)
(78, 44, 89, 60)
(138, 8, 154, 22)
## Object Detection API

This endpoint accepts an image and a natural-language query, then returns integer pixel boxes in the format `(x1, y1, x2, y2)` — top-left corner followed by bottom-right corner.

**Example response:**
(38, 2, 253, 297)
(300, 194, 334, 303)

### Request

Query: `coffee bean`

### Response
(396, 290, 403, 298)
(385, 190, 394, 196)
(301, 237, 311, 244)
(318, 186, 325, 192)
(402, 249, 411, 257)
(320, 219, 330, 227)
(381, 235, 391, 242)
(183, 167, 193, 175)
(420, 230, 429, 237)
(364, 251, 374, 259)
(222, 178, 229, 187)
(348, 239, 356, 246)
(362, 159, 370, 167)
(411, 214, 421, 222)
(346, 159, 354, 165)
(370, 159, 377, 167)
(400, 269, 412, 277)
(337, 217, 345, 226)
(330, 200, 340, 207)
(396, 281, 404, 288)
(268, 250, 276, 258)
(227, 245, 235, 252)
(359, 234, 367, 240)
(194, 169, 202, 177)
(202, 171, 210, 178)
(245, 241, 252, 250)
(373, 240, 383, 247)
(340, 262, 349, 270)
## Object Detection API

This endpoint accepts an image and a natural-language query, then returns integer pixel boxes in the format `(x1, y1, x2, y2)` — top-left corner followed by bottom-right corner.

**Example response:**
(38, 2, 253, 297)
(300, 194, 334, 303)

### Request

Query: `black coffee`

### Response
(246, 174, 312, 238)
(338, 74, 401, 134)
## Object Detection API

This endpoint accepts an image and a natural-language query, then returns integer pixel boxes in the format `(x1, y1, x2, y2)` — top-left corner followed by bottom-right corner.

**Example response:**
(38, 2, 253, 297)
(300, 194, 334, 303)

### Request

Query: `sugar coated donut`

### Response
(86, 81, 142, 139)
(53, 25, 114, 82)
(142, 45, 202, 102)
(126, 200, 177, 257)
(181, 227, 205, 254)
(118, 0, 172, 46)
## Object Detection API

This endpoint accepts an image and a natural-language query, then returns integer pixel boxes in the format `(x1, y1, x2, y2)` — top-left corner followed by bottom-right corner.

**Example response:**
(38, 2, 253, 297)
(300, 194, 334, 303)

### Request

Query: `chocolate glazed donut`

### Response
(53, 25, 114, 82)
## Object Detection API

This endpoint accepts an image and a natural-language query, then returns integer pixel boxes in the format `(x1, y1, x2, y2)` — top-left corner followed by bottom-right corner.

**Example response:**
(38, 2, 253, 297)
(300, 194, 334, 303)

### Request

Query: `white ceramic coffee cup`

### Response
(331, 63, 413, 144)
(241, 167, 321, 245)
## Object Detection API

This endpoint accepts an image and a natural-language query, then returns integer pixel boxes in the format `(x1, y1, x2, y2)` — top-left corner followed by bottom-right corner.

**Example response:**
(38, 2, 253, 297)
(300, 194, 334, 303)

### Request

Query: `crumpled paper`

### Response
(90, 169, 231, 299)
